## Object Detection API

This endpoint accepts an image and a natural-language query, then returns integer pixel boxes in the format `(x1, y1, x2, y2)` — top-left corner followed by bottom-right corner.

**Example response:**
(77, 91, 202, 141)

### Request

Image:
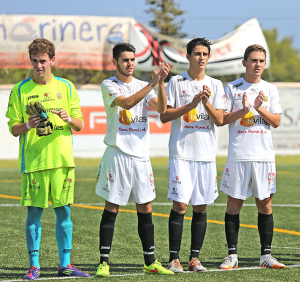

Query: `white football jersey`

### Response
(225, 77, 282, 161)
(166, 72, 226, 161)
(101, 76, 156, 159)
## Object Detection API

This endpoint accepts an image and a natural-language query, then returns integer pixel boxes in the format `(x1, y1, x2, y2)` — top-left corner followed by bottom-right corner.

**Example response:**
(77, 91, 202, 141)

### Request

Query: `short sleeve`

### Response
(166, 77, 176, 107)
(70, 83, 83, 121)
(6, 85, 23, 136)
(269, 85, 283, 114)
(211, 80, 226, 110)
(224, 84, 234, 113)
(101, 80, 123, 108)
(145, 88, 156, 104)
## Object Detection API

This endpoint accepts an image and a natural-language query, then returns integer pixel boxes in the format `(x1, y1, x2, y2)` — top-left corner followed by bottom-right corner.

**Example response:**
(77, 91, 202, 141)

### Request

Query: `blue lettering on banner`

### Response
(60, 21, 76, 41)
(80, 22, 93, 41)
(0, 24, 7, 40)
(1, 17, 124, 43)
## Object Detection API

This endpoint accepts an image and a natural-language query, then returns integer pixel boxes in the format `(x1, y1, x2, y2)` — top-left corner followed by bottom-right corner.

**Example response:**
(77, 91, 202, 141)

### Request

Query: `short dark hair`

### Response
(244, 44, 266, 61)
(113, 42, 136, 60)
(186, 37, 212, 55)
(28, 38, 55, 59)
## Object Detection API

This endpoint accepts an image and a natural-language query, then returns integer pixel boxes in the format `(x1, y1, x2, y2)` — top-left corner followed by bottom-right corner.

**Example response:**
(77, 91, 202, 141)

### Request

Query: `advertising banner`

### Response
(0, 15, 269, 76)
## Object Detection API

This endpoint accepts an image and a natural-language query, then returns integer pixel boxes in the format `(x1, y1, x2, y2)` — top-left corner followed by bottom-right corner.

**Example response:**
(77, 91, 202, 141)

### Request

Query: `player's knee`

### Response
(172, 201, 187, 213)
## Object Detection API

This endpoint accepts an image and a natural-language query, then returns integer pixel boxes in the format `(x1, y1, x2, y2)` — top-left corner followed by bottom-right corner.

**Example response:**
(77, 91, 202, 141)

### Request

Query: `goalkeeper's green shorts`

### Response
(20, 167, 75, 208)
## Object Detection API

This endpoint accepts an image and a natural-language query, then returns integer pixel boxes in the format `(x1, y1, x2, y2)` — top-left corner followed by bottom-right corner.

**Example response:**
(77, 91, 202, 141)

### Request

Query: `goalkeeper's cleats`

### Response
(188, 257, 207, 272)
(260, 255, 286, 269)
(23, 266, 40, 280)
(96, 262, 110, 278)
(220, 254, 238, 269)
(58, 264, 89, 277)
(168, 259, 183, 273)
(144, 260, 174, 275)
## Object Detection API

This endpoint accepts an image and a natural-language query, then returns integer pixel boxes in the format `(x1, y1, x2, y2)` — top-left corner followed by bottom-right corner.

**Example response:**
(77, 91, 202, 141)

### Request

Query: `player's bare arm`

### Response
(223, 92, 250, 125)
(11, 115, 42, 136)
(148, 62, 171, 114)
(200, 85, 223, 126)
(160, 93, 202, 123)
(254, 90, 281, 128)
(51, 109, 83, 131)
(113, 64, 164, 110)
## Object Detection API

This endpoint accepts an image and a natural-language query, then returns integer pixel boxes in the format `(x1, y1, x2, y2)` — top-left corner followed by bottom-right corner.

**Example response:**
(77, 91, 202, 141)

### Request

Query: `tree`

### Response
(145, 0, 186, 38)
(262, 28, 300, 82)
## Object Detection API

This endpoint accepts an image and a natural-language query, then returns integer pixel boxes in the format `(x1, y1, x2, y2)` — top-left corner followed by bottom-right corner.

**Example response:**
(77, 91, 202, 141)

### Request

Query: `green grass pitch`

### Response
(0, 156, 299, 281)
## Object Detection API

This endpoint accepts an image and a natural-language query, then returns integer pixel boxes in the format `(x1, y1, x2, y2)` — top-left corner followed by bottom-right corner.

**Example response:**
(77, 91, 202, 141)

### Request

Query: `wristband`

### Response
(67, 116, 72, 124)
(26, 121, 32, 130)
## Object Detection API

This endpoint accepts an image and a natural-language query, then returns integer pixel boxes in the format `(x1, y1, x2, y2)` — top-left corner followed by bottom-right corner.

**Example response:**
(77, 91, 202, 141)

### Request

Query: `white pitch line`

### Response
(4, 264, 300, 281)
(1, 203, 300, 208)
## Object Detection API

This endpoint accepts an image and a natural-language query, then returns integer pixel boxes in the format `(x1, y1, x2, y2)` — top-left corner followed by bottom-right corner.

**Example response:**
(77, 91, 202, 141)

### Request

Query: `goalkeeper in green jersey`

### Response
(5, 38, 89, 280)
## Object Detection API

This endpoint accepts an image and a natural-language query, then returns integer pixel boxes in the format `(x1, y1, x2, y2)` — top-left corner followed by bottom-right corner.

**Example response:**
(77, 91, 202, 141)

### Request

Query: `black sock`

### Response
(99, 209, 117, 264)
(258, 213, 273, 256)
(169, 209, 185, 262)
(137, 212, 155, 266)
(190, 211, 207, 260)
(225, 212, 239, 255)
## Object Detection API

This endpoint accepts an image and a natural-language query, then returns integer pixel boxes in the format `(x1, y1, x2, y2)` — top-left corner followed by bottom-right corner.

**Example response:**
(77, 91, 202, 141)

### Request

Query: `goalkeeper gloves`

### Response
(26, 101, 53, 136)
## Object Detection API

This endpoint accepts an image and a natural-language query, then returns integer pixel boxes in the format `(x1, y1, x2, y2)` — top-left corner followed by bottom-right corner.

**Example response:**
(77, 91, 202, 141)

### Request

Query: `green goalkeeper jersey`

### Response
(6, 75, 83, 173)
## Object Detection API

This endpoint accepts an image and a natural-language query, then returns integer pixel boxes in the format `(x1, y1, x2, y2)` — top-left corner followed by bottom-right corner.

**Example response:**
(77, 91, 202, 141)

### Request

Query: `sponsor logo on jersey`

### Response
(268, 173, 275, 183)
(235, 93, 243, 100)
(177, 77, 187, 82)
(225, 168, 230, 176)
(102, 184, 110, 193)
(53, 125, 64, 130)
(183, 109, 209, 123)
(27, 95, 39, 100)
(57, 93, 62, 99)
(250, 88, 259, 93)
(263, 96, 268, 102)
(29, 179, 40, 190)
(171, 187, 179, 195)
(222, 180, 230, 189)
(233, 82, 243, 89)
(240, 111, 268, 127)
(172, 176, 181, 184)
(119, 110, 147, 125)
(41, 92, 55, 102)
(179, 90, 191, 97)
(150, 174, 154, 186)
(107, 174, 114, 183)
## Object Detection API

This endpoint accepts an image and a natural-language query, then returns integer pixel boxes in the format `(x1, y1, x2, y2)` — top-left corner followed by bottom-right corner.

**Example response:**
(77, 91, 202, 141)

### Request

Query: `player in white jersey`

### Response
(160, 38, 225, 272)
(219, 44, 285, 270)
(95, 42, 174, 277)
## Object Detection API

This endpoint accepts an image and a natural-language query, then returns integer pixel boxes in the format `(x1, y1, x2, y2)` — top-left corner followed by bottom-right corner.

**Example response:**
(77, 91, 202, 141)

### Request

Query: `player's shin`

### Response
(190, 211, 207, 260)
(258, 212, 273, 255)
(55, 205, 73, 268)
(225, 212, 240, 254)
(26, 207, 43, 269)
(137, 212, 155, 266)
(99, 209, 117, 264)
(169, 209, 185, 262)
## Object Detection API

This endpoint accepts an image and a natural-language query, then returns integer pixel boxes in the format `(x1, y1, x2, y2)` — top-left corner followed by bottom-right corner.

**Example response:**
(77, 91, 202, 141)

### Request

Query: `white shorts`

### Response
(95, 146, 156, 206)
(167, 159, 218, 206)
(220, 161, 276, 201)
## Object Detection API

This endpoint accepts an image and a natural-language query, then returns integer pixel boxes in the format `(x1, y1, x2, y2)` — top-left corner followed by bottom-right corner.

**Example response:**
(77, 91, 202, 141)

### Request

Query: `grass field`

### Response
(0, 156, 299, 281)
